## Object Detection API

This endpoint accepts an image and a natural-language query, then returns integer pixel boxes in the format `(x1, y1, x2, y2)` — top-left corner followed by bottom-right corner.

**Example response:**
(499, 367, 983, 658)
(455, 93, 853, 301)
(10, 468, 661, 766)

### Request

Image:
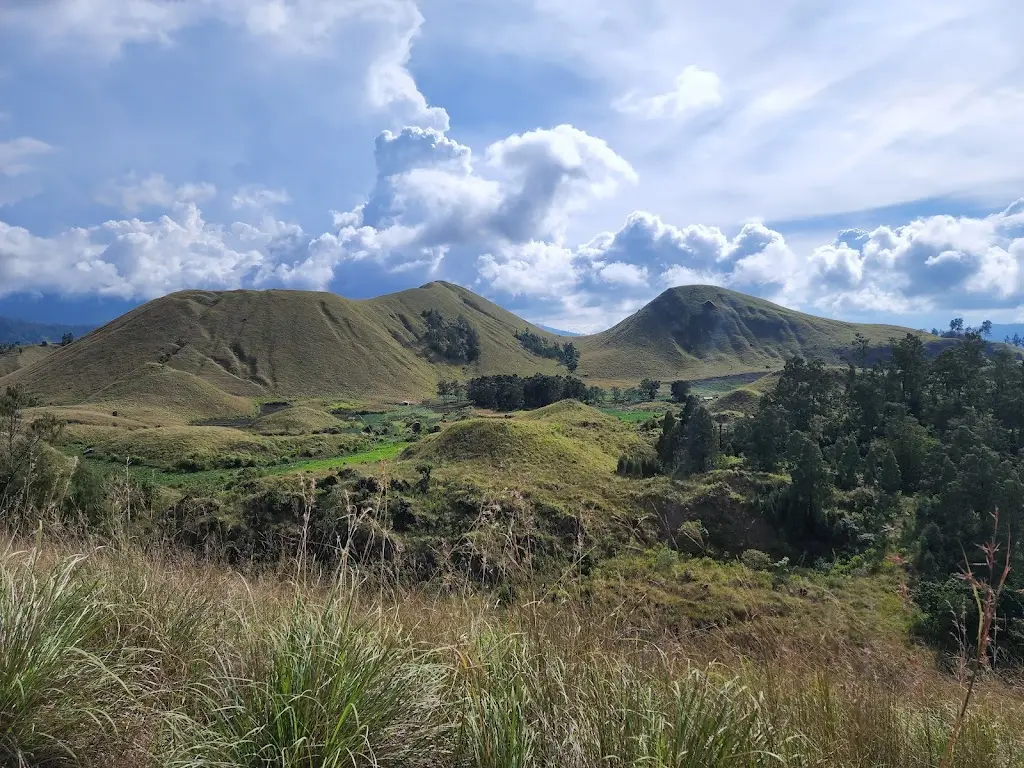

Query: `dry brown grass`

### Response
(2, 528, 1022, 767)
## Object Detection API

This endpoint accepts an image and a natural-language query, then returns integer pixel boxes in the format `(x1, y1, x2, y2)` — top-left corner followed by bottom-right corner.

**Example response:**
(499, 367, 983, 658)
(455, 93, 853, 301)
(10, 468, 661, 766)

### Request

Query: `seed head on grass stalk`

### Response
(940, 506, 1017, 768)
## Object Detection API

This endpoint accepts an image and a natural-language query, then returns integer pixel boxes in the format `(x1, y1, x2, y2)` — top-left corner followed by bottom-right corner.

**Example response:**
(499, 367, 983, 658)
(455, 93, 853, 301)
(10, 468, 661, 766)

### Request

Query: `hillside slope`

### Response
(0, 345, 58, 378)
(1, 281, 564, 404)
(2, 282, 941, 409)
(577, 285, 932, 381)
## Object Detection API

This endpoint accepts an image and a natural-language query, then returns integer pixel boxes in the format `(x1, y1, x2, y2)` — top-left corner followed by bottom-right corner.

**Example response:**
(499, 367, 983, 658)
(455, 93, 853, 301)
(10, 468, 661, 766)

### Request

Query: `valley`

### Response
(2, 282, 1022, 766)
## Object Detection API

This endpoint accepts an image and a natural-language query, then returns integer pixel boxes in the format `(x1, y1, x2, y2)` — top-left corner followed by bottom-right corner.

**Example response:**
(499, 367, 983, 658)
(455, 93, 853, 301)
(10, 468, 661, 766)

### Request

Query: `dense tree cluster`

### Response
(465, 374, 603, 411)
(639, 378, 661, 400)
(669, 380, 691, 403)
(729, 331, 1024, 649)
(650, 395, 718, 476)
(514, 330, 581, 372)
(436, 379, 466, 404)
(421, 310, 481, 363)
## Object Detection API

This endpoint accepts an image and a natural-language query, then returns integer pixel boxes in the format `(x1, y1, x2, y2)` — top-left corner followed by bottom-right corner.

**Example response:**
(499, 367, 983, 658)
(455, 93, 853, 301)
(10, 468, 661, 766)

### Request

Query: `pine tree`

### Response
(681, 406, 717, 475)
(835, 435, 860, 490)
(866, 441, 901, 494)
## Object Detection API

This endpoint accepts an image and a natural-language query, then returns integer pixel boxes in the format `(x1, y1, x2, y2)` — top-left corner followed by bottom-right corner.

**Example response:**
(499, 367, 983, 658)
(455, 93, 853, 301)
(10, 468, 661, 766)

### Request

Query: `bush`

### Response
(676, 520, 708, 556)
(741, 549, 773, 571)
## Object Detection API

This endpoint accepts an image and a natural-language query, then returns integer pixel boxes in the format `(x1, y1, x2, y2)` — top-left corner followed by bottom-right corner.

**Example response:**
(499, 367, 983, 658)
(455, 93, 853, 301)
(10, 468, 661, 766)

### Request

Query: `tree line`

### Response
(464, 374, 604, 411)
(514, 330, 581, 372)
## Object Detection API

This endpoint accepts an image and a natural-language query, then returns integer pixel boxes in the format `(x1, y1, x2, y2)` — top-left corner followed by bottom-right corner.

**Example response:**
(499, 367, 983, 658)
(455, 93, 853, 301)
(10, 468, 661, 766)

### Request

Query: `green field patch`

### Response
(265, 441, 412, 474)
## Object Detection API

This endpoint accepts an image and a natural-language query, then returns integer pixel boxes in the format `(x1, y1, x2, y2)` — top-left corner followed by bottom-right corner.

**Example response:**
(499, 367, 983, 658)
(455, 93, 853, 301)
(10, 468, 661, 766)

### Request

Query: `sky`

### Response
(0, 0, 1023, 333)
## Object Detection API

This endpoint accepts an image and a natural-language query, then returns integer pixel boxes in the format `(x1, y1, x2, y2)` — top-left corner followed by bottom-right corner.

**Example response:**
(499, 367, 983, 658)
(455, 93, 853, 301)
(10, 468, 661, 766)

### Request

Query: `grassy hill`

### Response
(2, 282, 936, 411)
(576, 285, 933, 382)
(1, 282, 564, 405)
(0, 344, 57, 378)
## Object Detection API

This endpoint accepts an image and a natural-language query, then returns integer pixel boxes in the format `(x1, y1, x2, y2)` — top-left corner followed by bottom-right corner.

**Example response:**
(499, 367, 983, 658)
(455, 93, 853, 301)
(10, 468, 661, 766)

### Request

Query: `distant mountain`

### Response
(575, 285, 940, 381)
(0, 316, 94, 345)
(2, 281, 936, 407)
(0, 282, 569, 404)
(536, 324, 581, 337)
(990, 324, 1024, 345)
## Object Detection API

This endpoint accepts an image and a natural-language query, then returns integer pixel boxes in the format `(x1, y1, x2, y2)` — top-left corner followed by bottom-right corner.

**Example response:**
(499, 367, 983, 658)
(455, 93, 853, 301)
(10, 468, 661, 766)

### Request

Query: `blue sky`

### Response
(1, 0, 1022, 333)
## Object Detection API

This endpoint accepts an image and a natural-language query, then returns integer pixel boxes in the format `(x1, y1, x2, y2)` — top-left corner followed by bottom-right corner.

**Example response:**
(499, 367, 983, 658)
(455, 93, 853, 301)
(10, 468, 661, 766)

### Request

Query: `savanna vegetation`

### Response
(1, 285, 1023, 766)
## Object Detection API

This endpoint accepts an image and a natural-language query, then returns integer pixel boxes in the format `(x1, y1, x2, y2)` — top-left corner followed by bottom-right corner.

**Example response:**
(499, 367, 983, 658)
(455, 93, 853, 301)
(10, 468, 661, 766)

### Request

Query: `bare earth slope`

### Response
(2, 282, 935, 408)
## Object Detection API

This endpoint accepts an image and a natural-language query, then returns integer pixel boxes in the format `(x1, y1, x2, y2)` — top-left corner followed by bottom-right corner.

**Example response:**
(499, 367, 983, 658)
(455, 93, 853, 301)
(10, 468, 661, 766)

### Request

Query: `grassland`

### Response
(576, 285, 936, 384)
(0, 281, 567, 405)
(2, 536, 1021, 767)
(0, 343, 57, 377)
(0, 282, 935, 408)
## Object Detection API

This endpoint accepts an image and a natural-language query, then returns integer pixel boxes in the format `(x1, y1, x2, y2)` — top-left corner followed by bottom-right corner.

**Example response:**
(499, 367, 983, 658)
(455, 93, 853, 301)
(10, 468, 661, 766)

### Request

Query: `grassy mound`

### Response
(412, 419, 588, 467)
(711, 387, 761, 416)
(403, 405, 642, 515)
(521, 398, 622, 428)
(251, 405, 341, 435)
(82, 363, 254, 425)
(414, 401, 637, 472)
(85, 425, 276, 470)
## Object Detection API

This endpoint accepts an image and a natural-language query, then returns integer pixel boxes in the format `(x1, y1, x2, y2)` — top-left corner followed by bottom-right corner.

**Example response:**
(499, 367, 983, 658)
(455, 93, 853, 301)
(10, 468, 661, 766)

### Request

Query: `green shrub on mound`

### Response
(710, 387, 761, 416)
(250, 405, 341, 435)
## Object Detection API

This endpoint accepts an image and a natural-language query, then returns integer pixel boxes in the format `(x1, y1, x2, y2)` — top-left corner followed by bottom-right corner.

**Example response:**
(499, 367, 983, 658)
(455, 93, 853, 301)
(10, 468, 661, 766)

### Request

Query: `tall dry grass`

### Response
(0, 530, 1022, 768)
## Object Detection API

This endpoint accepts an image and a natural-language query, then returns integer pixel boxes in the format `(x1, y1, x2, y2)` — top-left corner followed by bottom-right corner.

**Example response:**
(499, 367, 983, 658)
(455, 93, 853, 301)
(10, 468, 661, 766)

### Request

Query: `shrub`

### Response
(677, 519, 709, 556)
(741, 549, 773, 571)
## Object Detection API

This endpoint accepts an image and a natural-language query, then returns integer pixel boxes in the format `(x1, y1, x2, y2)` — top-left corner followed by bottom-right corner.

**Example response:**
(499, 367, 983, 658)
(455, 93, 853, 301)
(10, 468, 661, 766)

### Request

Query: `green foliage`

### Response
(740, 549, 773, 571)
(781, 431, 834, 539)
(562, 341, 581, 373)
(680, 405, 718, 476)
(436, 378, 465, 404)
(181, 602, 448, 767)
(514, 329, 580, 372)
(639, 378, 661, 400)
(676, 519, 709, 555)
(865, 441, 901, 494)
(740, 401, 788, 472)
(835, 435, 860, 491)
(0, 555, 138, 765)
(1, 385, 67, 520)
(422, 309, 481, 363)
(669, 379, 691, 403)
(616, 450, 661, 478)
(465, 373, 596, 411)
